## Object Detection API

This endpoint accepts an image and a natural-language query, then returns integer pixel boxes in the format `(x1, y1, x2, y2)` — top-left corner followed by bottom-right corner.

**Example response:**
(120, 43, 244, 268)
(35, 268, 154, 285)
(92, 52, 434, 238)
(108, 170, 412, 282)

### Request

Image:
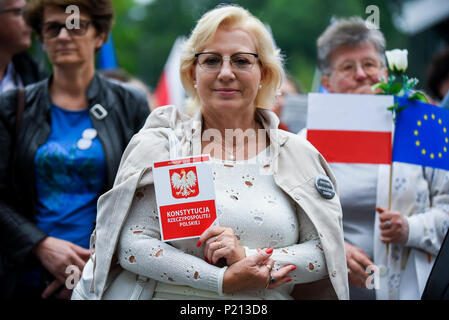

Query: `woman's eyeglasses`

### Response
(195, 52, 259, 71)
(41, 20, 91, 39)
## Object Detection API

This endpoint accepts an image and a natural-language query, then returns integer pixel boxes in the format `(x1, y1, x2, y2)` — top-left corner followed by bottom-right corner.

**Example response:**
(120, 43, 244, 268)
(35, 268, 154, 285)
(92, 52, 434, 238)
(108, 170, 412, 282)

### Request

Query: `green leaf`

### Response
(387, 103, 399, 111)
(389, 82, 403, 95)
(371, 82, 388, 93)
(395, 105, 409, 114)
(408, 92, 429, 103)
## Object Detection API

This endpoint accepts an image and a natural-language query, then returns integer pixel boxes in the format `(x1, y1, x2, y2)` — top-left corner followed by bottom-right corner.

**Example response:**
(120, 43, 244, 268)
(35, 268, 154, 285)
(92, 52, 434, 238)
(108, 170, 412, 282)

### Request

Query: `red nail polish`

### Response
(265, 248, 273, 254)
(286, 278, 292, 283)
(291, 266, 297, 271)
(197, 240, 201, 247)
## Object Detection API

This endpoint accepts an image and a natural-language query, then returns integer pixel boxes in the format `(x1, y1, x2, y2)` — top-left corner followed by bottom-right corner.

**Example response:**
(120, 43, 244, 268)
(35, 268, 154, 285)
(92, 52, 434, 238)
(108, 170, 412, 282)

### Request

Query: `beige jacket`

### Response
(72, 105, 349, 300)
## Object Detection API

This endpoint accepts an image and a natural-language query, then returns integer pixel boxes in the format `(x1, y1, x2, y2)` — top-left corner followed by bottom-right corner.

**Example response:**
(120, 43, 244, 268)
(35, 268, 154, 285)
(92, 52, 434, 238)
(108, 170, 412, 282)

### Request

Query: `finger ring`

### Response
(265, 264, 272, 271)
(385, 221, 391, 228)
(265, 274, 275, 289)
(217, 242, 222, 249)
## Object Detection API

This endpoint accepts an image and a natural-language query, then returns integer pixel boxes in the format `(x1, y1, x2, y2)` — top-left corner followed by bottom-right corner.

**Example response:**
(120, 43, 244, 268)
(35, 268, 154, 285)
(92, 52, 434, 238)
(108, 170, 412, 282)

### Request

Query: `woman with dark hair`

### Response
(0, 0, 149, 299)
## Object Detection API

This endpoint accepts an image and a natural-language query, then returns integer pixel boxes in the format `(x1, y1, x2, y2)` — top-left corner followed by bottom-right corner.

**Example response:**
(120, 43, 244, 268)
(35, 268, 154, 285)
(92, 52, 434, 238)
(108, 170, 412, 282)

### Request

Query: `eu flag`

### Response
(393, 97, 449, 170)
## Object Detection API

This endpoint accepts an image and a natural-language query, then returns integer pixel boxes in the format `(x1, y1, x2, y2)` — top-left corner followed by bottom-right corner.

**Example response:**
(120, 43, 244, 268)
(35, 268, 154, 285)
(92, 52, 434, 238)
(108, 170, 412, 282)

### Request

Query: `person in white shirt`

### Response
(315, 17, 449, 300)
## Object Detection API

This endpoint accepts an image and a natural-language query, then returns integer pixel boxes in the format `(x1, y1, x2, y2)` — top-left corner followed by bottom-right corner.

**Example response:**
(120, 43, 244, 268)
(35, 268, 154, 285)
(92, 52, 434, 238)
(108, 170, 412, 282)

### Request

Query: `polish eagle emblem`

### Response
(169, 167, 199, 198)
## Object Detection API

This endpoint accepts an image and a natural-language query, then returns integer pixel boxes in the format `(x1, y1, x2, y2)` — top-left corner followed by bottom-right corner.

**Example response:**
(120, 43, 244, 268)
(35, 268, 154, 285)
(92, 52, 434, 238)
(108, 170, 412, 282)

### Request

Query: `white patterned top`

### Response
(117, 148, 328, 299)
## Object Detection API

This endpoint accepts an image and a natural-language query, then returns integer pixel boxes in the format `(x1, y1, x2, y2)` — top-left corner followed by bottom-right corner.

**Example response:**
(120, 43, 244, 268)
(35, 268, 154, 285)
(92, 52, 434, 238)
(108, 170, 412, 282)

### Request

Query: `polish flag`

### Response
(154, 37, 187, 112)
(306, 93, 394, 164)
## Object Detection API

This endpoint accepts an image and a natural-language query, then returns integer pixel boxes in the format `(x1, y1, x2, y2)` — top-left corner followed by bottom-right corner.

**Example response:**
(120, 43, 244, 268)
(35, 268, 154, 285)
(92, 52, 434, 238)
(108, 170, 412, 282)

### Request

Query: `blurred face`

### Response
(321, 42, 387, 94)
(0, 0, 31, 55)
(193, 27, 263, 114)
(41, 5, 105, 68)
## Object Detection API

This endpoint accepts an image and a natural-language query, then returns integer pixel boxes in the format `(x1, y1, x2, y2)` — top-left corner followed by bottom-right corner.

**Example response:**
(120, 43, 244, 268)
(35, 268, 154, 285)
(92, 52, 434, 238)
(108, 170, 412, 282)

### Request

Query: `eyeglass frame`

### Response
(40, 19, 92, 40)
(331, 58, 383, 77)
(0, 7, 24, 16)
(194, 52, 260, 71)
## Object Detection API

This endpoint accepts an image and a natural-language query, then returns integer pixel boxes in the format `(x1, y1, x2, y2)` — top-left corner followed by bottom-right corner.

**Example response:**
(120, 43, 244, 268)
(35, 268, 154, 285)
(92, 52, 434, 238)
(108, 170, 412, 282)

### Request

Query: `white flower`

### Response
(385, 49, 408, 72)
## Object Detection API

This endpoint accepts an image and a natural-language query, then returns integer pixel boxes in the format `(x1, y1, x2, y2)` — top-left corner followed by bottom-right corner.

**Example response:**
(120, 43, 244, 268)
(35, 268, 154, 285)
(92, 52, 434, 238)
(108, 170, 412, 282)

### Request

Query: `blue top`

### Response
(34, 105, 107, 249)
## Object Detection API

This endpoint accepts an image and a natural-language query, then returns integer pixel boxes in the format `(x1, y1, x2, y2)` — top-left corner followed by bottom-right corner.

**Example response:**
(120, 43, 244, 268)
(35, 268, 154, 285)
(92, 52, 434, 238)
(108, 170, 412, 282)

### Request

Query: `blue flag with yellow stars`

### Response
(392, 97, 449, 170)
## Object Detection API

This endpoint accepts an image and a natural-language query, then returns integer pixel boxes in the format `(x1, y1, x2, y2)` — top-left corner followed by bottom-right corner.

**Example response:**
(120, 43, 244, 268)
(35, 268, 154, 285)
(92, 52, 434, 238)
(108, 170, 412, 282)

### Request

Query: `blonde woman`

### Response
(73, 5, 348, 300)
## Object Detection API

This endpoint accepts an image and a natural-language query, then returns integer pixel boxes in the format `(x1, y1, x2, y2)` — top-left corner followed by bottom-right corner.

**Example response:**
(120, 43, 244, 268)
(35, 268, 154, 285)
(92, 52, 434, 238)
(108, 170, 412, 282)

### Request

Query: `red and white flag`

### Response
(306, 93, 394, 164)
(154, 37, 186, 111)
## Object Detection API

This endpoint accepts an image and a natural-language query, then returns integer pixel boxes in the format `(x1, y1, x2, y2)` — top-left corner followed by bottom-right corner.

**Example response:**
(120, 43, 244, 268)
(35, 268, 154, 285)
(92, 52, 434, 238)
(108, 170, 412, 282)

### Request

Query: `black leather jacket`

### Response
(0, 73, 150, 295)
(12, 52, 46, 86)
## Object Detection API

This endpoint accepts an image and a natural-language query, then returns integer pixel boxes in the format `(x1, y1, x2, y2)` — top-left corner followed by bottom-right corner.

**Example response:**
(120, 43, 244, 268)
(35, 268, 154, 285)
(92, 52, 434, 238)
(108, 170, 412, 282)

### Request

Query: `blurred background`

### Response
(30, 0, 449, 107)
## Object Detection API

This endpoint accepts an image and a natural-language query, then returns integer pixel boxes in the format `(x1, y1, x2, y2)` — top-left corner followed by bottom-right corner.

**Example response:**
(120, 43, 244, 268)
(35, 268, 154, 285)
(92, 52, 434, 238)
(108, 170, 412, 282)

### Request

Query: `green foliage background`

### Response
(110, 0, 411, 92)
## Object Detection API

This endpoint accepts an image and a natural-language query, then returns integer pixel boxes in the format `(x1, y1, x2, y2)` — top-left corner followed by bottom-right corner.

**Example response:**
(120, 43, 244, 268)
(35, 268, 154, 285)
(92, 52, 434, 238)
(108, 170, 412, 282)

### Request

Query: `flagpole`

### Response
(386, 109, 397, 257)
(386, 163, 393, 256)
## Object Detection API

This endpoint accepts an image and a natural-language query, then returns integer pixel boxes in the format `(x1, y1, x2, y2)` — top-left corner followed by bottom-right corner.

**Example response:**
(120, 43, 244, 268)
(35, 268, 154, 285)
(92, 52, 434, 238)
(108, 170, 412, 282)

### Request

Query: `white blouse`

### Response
(117, 148, 328, 299)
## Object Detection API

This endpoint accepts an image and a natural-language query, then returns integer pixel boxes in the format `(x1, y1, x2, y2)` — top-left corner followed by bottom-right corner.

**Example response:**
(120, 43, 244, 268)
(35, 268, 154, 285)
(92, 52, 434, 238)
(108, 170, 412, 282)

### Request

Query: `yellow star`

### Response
(439, 153, 442, 158)
(444, 127, 447, 133)
(424, 114, 428, 120)
(446, 138, 449, 143)
(445, 147, 448, 152)
(416, 141, 420, 146)
(439, 119, 442, 125)
(414, 130, 419, 136)
(430, 153, 435, 159)
(432, 114, 435, 119)
(417, 120, 422, 126)
(422, 149, 426, 155)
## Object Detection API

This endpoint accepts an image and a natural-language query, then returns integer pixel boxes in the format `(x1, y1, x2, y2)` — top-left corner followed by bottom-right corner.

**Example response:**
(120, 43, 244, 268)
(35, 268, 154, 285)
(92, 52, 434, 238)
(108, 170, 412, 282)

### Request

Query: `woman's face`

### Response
(41, 5, 105, 68)
(321, 42, 387, 94)
(193, 26, 263, 115)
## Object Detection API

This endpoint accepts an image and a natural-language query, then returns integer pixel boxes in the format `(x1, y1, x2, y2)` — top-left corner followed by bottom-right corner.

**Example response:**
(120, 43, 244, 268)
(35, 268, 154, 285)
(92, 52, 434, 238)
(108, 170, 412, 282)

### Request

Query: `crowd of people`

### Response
(1, 0, 448, 300)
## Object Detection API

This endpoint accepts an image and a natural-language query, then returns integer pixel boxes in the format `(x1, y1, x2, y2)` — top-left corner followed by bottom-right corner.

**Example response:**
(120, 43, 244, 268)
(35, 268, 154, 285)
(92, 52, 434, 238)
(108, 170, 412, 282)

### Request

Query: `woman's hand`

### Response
(377, 206, 409, 244)
(198, 226, 246, 266)
(32, 236, 90, 298)
(344, 241, 373, 288)
(222, 248, 295, 294)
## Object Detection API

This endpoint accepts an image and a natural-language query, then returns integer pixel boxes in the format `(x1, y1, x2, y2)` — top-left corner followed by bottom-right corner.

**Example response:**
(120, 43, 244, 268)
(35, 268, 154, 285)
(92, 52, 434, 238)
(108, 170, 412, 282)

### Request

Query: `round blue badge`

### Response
(315, 175, 335, 199)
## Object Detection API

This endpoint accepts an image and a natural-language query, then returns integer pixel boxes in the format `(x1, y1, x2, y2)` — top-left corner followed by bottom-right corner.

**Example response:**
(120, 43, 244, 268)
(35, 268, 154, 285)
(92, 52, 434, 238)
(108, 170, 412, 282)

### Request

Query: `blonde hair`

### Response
(180, 4, 284, 112)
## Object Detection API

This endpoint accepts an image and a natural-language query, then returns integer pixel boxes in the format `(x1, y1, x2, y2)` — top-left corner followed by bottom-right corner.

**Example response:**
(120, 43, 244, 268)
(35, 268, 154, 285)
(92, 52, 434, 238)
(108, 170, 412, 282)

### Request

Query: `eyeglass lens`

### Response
(42, 20, 90, 39)
(197, 53, 258, 70)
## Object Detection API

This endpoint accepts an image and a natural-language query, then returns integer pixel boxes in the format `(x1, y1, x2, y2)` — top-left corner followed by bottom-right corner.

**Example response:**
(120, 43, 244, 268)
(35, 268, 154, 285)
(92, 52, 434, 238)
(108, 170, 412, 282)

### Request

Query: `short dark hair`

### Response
(427, 48, 449, 100)
(24, 0, 114, 37)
